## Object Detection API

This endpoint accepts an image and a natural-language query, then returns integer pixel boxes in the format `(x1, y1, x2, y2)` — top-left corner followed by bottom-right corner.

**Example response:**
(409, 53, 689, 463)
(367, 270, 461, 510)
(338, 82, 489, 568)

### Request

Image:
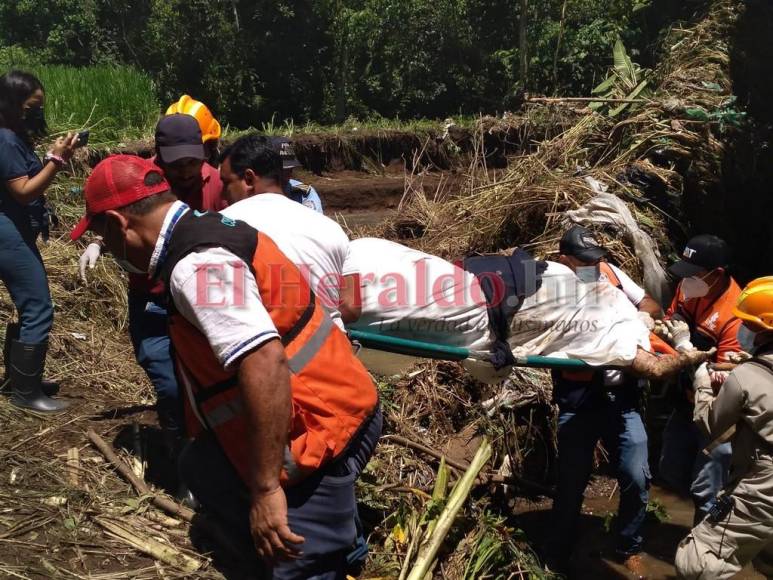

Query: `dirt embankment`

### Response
(85, 110, 583, 217)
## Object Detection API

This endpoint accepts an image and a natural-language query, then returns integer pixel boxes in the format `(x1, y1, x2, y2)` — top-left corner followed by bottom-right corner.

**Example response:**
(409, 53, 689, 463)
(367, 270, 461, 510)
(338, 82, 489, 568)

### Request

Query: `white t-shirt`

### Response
(602, 263, 646, 306)
(343, 238, 492, 351)
(221, 193, 350, 328)
(149, 202, 279, 370)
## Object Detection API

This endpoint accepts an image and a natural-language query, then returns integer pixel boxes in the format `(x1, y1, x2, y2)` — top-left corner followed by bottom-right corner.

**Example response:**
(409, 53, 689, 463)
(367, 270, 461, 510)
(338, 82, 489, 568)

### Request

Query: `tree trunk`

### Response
(519, 0, 529, 87)
(552, 0, 569, 94)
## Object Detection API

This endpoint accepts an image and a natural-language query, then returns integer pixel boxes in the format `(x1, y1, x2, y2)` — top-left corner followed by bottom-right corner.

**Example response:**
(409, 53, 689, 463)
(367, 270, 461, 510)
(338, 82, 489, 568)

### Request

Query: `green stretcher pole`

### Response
(347, 330, 592, 370)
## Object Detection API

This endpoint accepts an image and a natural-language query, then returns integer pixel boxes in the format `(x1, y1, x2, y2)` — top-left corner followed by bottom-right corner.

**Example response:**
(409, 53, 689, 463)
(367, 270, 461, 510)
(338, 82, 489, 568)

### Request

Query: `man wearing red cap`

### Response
(71, 155, 381, 579)
(76, 115, 226, 500)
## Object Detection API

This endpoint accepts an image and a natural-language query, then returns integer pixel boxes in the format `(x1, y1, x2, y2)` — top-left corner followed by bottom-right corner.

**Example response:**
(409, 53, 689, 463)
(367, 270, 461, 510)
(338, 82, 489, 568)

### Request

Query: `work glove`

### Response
(637, 312, 656, 331)
(664, 319, 693, 352)
(79, 242, 102, 282)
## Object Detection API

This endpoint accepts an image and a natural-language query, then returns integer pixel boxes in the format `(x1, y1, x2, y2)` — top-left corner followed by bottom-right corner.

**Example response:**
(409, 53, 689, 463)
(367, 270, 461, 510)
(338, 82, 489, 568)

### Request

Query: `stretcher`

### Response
(347, 329, 594, 370)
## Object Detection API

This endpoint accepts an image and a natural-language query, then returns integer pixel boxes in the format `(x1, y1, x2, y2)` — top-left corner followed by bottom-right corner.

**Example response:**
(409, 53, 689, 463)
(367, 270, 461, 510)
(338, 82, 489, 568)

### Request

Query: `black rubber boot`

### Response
(8, 340, 70, 413)
(3, 324, 59, 396)
(158, 400, 198, 509)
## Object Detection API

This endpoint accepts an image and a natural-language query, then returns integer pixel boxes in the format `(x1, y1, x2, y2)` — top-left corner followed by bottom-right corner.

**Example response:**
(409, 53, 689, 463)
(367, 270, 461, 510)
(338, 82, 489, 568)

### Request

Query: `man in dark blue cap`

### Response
(270, 137, 323, 213)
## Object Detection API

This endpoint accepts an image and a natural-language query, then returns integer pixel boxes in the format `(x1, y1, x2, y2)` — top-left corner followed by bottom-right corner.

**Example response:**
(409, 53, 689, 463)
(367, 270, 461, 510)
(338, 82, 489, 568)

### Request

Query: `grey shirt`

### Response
(694, 347, 773, 477)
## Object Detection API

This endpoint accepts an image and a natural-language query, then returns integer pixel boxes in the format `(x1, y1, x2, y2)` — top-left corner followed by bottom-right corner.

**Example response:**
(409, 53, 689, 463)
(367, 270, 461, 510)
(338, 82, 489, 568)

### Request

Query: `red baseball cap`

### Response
(71, 155, 170, 241)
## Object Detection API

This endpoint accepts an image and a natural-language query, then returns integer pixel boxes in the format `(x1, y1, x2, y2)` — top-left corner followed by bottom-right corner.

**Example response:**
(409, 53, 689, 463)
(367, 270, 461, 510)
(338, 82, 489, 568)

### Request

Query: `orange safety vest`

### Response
(160, 211, 378, 486)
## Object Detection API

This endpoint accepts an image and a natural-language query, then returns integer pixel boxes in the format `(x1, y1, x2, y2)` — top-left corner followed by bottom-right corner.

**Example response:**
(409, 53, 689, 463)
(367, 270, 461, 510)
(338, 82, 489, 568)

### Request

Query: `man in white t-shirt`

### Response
(546, 225, 663, 577)
(219, 134, 354, 329)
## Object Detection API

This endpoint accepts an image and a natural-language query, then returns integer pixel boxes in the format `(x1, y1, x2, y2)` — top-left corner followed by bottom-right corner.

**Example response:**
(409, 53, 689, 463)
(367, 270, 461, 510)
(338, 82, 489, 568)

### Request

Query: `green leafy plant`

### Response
(590, 38, 652, 116)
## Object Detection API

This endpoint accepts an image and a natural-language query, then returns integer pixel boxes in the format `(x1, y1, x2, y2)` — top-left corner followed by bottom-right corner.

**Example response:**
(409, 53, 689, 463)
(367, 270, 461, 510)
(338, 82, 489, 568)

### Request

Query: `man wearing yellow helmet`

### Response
(166, 95, 222, 166)
(675, 276, 773, 579)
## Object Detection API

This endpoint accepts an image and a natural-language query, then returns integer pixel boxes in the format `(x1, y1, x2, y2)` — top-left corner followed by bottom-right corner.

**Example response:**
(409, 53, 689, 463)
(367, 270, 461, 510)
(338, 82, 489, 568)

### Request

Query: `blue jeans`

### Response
(658, 408, 731, 522)
(0, 212, 52, 344)
(128, 292, 180, 430)
(550, 396, 651, 560)
(180, 405, 383, 580)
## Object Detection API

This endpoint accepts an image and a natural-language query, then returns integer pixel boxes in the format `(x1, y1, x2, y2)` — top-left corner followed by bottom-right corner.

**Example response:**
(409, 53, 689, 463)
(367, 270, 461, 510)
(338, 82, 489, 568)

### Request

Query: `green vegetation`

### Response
(0, 0, 698, 129)
(35, 65, 159, 144)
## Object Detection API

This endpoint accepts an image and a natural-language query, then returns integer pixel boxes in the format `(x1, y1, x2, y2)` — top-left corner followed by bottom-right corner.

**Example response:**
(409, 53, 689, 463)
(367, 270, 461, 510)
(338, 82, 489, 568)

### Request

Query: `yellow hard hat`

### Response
(733, 276, 773, 331)
(166, 95, 221, 143)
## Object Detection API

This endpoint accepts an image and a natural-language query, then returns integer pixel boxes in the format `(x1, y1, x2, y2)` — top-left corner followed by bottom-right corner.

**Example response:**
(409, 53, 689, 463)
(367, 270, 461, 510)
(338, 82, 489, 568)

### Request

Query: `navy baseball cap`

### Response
(155, 114, 206, 164)
(270, 137, 301, 169)
(559, 225, 608, 263)
(669, 234, 731, 278)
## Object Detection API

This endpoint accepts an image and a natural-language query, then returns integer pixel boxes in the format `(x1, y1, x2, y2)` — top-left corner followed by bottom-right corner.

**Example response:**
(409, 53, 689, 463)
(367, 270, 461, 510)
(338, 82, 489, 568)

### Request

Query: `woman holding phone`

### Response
(0, 70, 78, 412)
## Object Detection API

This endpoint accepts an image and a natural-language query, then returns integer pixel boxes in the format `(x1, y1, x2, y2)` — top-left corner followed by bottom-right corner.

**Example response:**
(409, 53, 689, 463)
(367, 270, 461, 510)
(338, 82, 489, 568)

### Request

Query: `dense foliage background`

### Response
(0, 0, 697, 127)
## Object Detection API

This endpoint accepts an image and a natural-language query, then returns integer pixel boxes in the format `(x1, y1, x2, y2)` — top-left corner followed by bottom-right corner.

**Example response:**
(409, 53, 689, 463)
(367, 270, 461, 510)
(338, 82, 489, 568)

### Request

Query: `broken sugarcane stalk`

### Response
(406, 439, 493, 580)
(95, 516, 201, 573)
(384, 434, 555, 497)
(398, 457, 451, 580)
(86, 429, 241, 561)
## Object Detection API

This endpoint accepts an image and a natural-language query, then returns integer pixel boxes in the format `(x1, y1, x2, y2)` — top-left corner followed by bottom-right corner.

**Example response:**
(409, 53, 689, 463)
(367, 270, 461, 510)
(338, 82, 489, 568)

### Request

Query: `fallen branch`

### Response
(527, 96, 649, 104)
(86, 429, 241, 561)
(95, 516, 201, 572)
(383, 434, 555, 497)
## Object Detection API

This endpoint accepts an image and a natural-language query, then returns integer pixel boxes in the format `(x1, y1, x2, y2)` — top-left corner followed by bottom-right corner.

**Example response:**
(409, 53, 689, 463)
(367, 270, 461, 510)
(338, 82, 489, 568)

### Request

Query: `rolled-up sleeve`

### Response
(169, 247, 279, 369)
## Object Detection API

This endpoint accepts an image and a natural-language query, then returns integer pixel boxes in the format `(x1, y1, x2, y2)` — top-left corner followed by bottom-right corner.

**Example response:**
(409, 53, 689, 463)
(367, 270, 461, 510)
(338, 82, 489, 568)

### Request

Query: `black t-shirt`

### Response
(0, 128, 48, 239)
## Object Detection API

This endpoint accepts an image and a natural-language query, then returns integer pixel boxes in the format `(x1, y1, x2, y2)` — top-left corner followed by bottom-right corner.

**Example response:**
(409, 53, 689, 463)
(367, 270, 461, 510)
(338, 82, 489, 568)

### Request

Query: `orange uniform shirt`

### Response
(666, 277, 742, 363)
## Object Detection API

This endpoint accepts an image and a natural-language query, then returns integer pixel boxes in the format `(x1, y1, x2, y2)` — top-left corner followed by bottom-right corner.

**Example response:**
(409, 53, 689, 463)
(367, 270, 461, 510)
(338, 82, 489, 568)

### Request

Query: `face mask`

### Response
(681, 275, 711, 299)
(22, 107, 46, 136)
(737, 325, 757, 354)
(576, 265, 599, 284)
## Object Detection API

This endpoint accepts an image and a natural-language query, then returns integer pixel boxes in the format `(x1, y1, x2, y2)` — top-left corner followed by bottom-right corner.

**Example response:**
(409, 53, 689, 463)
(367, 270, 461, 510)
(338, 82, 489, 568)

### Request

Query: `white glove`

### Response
(79, 242, 102, 281)
(665, 319, 693, 352)
(637, 312, 655, 331)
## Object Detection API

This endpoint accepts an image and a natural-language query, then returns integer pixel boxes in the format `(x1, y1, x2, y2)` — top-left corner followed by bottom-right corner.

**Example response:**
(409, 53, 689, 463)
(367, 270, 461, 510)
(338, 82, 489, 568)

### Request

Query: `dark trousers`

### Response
(549, 395, 651, 561)
(128, 292, 181, 431)
(180, 405, 383, 580)
(0, 212, 52, 344)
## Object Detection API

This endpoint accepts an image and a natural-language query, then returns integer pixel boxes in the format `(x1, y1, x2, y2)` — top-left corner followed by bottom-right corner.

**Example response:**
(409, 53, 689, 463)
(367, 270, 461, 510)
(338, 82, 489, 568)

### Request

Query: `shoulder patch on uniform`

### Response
(292, 183, 312, 194)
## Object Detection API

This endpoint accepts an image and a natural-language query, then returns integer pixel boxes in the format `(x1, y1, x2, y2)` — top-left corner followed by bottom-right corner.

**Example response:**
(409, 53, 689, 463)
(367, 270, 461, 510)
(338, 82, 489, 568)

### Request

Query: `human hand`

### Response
(78, 242, 102, 281)
(249, 487, 304, 564)
(50, 132, 78, 162)
(728, 351, 752, 364)
(665, 319, 693, 352)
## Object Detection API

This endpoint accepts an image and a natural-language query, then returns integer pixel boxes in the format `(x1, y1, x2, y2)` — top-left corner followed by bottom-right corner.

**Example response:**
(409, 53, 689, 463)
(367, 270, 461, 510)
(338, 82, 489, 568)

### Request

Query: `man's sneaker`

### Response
(622, 553, 648, 579)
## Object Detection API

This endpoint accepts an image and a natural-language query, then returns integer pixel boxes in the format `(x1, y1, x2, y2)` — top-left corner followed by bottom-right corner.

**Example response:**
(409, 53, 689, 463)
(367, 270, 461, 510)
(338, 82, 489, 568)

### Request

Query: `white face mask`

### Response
(681, 275, 711, 299)
(737, 325, 757, 354)
(576, 265, 599, 284)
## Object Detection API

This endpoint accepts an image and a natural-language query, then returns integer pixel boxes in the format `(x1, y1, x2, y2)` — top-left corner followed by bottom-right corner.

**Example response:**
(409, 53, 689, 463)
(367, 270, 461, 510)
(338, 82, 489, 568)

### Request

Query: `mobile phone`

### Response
(75, 130, 90, 148)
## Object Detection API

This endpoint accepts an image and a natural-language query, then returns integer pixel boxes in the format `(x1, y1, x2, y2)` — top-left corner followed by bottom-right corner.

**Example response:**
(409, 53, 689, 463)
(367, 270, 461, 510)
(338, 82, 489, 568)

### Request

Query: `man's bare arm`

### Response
(630, 347, 715, 381)
(340, 273, 362, 324)
(237, 339, 304, 561)
(639, 294, 664, 319)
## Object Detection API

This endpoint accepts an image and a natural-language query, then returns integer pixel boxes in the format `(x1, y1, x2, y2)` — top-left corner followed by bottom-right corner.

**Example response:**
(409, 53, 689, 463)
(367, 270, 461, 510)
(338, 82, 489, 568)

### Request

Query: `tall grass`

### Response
(34, 65, 160, 145)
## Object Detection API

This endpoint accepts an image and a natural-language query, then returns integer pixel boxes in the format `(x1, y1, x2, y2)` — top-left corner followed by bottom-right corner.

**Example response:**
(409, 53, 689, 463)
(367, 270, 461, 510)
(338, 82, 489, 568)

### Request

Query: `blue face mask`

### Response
(737, 325, 757, 354)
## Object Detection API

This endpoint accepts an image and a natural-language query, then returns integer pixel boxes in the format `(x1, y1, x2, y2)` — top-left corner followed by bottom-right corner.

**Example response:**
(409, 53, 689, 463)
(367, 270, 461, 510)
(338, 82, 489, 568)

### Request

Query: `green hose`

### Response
(347, 329, 592, 369)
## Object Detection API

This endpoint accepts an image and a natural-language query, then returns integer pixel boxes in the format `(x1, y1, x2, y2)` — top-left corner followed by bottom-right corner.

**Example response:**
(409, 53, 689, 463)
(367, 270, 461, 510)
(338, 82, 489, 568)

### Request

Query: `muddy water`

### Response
(516, 481, 763, 579)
